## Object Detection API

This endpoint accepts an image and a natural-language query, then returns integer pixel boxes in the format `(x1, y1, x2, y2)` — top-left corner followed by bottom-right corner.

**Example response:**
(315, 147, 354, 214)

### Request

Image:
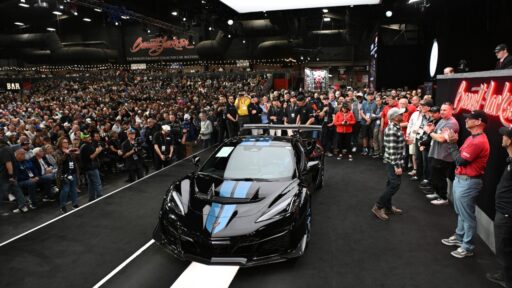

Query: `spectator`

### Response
(407, 100, 433, 182)
(225, 95, 239, 138)
(198, 112, 213, 148)
(423, 103, 459, 205)
(495, 44, 512, 70)
(360, 92, 377, 156)
(372, 107, 406, 221)
(371, 95, 384, 158)
(122, 128, 145, 182)
(268, 98, 285, 136)
(31, 147, 57, 202)
(79, 132, 103, 202)
(235, 92, 251, 135)
(333, 102, 356, 161)
(14, 149, 38, 209)
(152, 125, 173, 170)
(319, 95, 336, 156)
(0, 140, 28, 213)
(441, 110, 490, 258)
(55, 136, 79, 213)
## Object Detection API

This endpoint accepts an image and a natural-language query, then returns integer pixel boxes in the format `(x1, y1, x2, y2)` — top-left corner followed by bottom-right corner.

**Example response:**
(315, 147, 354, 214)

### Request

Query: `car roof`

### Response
(222, 136, 294, 148)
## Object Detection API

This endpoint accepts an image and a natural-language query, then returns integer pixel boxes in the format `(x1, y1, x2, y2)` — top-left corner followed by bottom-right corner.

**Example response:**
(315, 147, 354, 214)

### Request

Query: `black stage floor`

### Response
(0, 149, 500, 288)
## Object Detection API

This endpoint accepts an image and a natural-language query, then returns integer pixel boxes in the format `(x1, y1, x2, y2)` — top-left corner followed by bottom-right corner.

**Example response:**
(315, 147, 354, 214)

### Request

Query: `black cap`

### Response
(322, 95, 329, 100)
(296, 94, 306, 102)
(420, 99, 434, 108)
(463, 110, 487, 124)
(499, 126, 512, 138)
(431, 106, 440, 113)
(495, 44, 508, 52)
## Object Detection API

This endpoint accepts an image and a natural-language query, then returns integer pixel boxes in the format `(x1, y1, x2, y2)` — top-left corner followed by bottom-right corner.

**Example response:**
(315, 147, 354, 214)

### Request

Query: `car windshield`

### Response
(200, 142, 296, 181)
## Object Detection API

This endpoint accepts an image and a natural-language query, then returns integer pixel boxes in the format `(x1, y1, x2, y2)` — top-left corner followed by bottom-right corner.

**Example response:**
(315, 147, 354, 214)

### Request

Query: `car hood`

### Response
(172, 174, 298, 236)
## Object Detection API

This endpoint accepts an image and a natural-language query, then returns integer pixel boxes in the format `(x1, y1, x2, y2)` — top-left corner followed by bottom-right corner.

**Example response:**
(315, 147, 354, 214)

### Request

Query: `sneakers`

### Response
(408, 170, 416, 176)
(348, 155, 353, 161)
(431, 199, 449, 205)
(7, 193, 16, 202)
(336, 155, 343, 160)
(426, 193, 440, 200)
(486, 271, 506, 288)
(385, 206, 403, 215)
(441, 235, 462, 246)
(371, 205, 389, 221)
(326, 152, 333, 157)
(13, 206, 29, 213)
(351, 147, 357, 153)
(42, 197, 56, 202)
(29, 204, 37, 210)
(361, 148, 368, 156)
(451, 247, 474, 258)
(60, 207, 68, 214)
(72, 204, 80, 209)
(410, 176, 419, 181)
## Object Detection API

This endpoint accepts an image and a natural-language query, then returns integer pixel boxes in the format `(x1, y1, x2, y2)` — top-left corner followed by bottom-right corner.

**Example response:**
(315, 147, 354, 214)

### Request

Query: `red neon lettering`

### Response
(453, 80, 512, 127)
(130, 36, 194, 56)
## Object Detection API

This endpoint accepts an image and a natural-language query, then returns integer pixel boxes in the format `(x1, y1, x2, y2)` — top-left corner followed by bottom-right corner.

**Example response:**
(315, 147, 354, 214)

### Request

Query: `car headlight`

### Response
(256, 195, 298, 223)
(166, 189, 185, 216)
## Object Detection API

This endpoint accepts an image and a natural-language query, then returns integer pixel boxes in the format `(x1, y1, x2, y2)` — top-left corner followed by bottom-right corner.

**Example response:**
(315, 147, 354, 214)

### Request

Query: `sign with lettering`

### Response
(125, 33, 199, 62)
(6, 82, 21, 90)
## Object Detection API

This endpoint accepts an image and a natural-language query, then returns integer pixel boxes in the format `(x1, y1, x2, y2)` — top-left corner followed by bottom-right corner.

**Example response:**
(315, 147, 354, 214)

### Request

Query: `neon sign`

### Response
(453, 80, 512, 127)
(130, 36, 194, 57)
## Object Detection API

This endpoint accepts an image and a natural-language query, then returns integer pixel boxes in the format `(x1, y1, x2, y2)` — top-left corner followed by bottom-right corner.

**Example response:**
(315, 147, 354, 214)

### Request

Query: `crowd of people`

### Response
(0, 67, 509, 287)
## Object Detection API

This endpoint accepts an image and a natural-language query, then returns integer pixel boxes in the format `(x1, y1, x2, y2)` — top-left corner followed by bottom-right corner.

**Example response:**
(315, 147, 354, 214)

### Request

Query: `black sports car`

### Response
(153, 125, 324, 267)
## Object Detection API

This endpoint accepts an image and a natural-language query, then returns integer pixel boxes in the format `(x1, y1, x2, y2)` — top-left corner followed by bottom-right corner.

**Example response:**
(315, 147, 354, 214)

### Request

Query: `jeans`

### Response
(1, 180, 26, 208)
(18, 179, 38, 205)
(86, 169, 102, 201)
(452, 176, 482, 251)
(39, 173, 57, 197)
(59, 175, 78, 208)
(377, 163, 402, 210)
(495, 212, 512, 288)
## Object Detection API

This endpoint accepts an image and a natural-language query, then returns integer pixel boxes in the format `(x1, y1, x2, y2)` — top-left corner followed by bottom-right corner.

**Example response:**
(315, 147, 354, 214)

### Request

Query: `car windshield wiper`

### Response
(197, 172, 223, 180)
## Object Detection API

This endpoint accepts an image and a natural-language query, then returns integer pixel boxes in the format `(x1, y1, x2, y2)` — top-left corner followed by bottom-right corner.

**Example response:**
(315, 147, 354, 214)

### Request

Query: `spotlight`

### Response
(242, 39, 246, 44)
(47, 27, 56, 31)
(121, 15, 130, 19)
(52, 11, 63, 15)
(94, 8, 102, 12)
(228, 34, 231, 38)
(14, 22, 24, 26)
(19, 3, 30, 7)
(58, 5, 64, 9)
(182, 17, 186, 21)
(83, 18, 91, 22)
(171, 11, 178, 16)
(114, 21, 119, 26)
(322, 8, 328, 13)
(227, 19, 234, 25)
(73, 11, 78, 16)
(408, 0, 421, 3)
(208, 26, 213, 31)
(385, 10, 392, 17)
(323, 17, 331, 21)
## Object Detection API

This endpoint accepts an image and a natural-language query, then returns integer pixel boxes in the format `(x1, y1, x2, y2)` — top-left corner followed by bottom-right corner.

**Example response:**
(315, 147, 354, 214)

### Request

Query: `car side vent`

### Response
(250, 188, 260, 201)
(268, 193, 285, 208)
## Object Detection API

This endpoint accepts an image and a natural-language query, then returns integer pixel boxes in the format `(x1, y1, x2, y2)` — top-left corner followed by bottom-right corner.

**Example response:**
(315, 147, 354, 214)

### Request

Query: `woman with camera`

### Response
(55, 136, 80, 214)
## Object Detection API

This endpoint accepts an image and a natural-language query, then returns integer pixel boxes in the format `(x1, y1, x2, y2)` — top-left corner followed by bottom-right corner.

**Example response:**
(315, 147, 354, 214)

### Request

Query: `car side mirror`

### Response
(192, 155, 200, 167)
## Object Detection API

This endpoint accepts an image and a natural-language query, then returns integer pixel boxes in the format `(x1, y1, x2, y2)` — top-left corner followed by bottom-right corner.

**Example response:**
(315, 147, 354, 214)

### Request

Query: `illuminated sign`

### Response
(453, 80, 512, 127)
(6, 83, 21, 90)
(130, 36, 195, 57)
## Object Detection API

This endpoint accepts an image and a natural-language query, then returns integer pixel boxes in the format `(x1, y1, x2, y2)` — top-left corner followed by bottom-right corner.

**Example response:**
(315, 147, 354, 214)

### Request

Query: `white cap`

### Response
(387, 107, 406, 120)
(162, 125, 171, 132)
(184, 114, 191, 120)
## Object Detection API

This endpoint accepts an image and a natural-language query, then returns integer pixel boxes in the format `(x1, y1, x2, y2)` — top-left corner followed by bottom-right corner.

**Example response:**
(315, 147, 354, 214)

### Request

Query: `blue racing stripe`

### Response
(219, 181, 236, 197)
(234, 181, 252, 198)
(205, 203, 221, 233)
(213, 204, 236, 234)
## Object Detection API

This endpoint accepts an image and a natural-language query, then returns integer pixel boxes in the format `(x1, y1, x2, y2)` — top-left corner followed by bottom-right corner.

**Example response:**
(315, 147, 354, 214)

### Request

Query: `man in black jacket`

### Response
(319, 95, 336, 156)
(80, 132, 103, 201)
(122, 128, 145, 182)
(495, 44, 512, 70)
(248, 95, 263, 135)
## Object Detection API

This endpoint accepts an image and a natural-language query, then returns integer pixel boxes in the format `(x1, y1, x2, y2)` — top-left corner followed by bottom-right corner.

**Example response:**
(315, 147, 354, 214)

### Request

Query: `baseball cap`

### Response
(387, 107, 406, 120)
(463, 110, 487, 124)
(499, 126, 512, 138)
(80, 132, 90, 139)
(162, 125, 171, 132)
(184, 114, 191, 120)
(495, 44, 508, 53)
(127, 128, 136, 134)
(296, 94, 306, 102)
(431, 106, 440, 113)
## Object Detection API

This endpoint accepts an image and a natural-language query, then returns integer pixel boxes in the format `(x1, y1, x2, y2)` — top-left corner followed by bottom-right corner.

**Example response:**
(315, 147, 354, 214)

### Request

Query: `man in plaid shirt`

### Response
(372, 107, 406, 221)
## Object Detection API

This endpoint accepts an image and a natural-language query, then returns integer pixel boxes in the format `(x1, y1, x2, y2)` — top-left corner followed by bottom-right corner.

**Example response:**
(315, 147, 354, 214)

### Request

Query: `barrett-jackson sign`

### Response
(126, 35, 199, 61)
(436, 71, 512, 218)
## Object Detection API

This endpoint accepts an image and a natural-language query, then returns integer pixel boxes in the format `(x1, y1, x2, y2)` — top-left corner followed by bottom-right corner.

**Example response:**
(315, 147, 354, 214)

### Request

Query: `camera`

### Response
(61, 174, 73, 183)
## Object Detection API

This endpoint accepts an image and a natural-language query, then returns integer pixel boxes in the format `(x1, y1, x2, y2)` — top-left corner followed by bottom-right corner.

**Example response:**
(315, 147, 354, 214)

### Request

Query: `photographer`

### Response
(79, 132, 103, 202)
(153, 125, 173, 170)
(122, 128, 145, 182)
(55, 137, 79, 213)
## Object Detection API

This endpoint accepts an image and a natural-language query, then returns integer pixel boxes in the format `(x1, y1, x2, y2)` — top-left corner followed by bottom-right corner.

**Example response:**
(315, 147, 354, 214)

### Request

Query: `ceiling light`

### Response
(322, 8, 328, 13)
(58, 5, 64, 9)
(171, 11, 178, 16)
(73, 11, 78, 16)
(219, 0, 381, 13)
(182, 17, 186, 21)
(323, 17, 331, 21)
(14, 22, 24, 26)
(52, 11, 63, 15)
(242, 39, 246, 43)
(147, 29, 151, 33)
(115, 21, 119, 26)
(408, 0, 421, 3)
(83, 18, 91, 22)
(19, 3, 30, 7)
(202, 0, 206, 3)
(228, 34, 231, 38)
(227, 19, 234, 25)
(94, 8, 102, 12)
(20, 0, 25, 2)
(47, 27, 56, 31)
(385, 10, 392, 17)
(121, 15, 130, 19)
(208, 26, 213, 31)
